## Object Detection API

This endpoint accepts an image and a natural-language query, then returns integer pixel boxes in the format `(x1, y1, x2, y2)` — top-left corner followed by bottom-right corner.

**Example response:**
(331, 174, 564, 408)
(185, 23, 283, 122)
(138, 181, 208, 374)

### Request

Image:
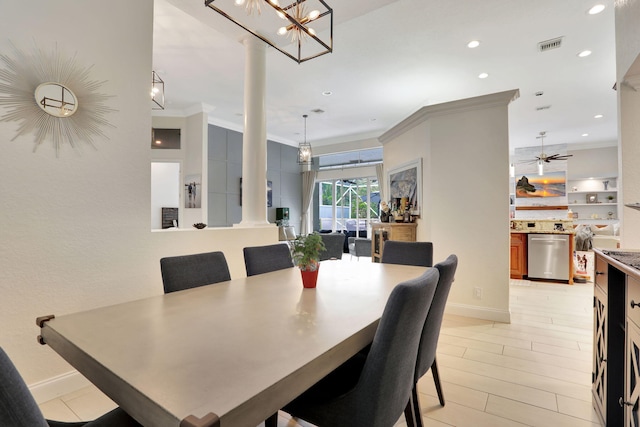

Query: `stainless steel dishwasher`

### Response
(527, 234, 570, 281)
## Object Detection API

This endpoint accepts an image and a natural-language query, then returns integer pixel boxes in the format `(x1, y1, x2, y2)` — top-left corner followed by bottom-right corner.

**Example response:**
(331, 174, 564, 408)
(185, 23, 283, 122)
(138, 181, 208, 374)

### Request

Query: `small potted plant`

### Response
(291, 233, 326, 288)
(607, 195, 615, 203)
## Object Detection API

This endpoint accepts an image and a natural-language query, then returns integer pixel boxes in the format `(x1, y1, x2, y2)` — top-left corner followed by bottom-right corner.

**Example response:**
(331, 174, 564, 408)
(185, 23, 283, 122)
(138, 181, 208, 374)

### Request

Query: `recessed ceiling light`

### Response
(588, 4, 606, 14)
(594, 114, 604, 119)
(155, 140, 162, 145)
(582, 133, 589, 137)
(478, 72, 489, 79)
(578, 50, 592, 57)
(322, 91, 332, 96)
(467, 40, 480, 48)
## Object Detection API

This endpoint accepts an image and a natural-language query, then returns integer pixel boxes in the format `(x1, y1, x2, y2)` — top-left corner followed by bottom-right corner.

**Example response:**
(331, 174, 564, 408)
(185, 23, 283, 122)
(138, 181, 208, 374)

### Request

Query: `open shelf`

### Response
(515, 206, 568, 211)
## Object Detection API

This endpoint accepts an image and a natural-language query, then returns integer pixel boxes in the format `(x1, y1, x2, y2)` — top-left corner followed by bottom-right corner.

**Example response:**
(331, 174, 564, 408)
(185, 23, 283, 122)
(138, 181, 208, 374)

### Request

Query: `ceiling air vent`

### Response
(538, 37, 563, 52)
(536, 105, 552, 111)
(311, 108, 325, 114)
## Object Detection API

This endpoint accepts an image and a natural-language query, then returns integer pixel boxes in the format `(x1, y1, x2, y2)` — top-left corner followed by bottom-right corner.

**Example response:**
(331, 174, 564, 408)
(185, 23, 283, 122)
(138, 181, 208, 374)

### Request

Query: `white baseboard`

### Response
(29, 370, 90, 404)
(445, 303, 511, 323)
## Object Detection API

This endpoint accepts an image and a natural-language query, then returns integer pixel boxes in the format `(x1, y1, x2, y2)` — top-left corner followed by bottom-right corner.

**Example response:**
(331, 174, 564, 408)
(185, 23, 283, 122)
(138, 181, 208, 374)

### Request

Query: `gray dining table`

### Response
(38, 260, 427, 427)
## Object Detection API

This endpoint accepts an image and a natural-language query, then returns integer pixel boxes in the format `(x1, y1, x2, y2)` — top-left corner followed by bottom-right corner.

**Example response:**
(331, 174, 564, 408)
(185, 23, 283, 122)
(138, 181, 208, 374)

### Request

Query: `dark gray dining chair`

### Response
(407, 254, 458, 427)
(160, 251, 231, 293)
(243, 243, 294, 276)
(278, 268, 440, 427)
(381, 241, 433, 267)
(0, 347, 141, 427)
(319, 233, 345, 260)
(354, 238, 372, 259)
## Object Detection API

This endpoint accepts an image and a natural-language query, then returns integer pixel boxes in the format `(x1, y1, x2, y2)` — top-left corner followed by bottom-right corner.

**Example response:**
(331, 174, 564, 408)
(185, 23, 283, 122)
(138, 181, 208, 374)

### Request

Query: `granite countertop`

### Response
(510, 219, 575, 235)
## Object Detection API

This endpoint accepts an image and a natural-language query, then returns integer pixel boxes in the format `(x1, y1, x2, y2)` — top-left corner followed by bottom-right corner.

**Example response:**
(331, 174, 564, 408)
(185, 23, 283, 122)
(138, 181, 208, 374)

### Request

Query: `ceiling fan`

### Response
(534, 131, 572, 163)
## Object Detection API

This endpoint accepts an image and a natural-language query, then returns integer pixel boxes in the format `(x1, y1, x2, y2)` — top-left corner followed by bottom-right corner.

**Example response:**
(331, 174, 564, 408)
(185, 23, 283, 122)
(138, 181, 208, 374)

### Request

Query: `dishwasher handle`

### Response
(529, 236, 568, 241)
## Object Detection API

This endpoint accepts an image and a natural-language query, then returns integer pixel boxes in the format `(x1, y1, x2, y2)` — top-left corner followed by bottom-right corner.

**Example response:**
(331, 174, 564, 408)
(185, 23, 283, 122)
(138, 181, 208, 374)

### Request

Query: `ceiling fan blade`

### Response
(546, 154, 573, 161)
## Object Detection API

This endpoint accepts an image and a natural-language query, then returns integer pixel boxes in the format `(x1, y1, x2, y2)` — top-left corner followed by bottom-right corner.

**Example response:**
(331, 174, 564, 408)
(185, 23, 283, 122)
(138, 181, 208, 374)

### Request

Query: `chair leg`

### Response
(432, 358, 445, 407)
(410, 384, 424, 427)
(404, 390, 417, 427)
(265, 412, 278, 427)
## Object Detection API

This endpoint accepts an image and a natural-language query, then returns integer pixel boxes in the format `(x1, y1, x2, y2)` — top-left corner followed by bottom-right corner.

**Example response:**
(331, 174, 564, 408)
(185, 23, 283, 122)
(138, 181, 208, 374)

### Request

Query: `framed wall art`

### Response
(387, 158, 422, 214)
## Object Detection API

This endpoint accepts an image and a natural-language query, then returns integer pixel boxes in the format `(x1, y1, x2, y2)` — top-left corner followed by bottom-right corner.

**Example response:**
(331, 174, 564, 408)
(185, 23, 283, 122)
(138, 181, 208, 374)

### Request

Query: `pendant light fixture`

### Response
(298, 114, 313, 165)
(205, 0, 333, 64)
(537, 131, 546, 175)
(151, 71, 165, 110)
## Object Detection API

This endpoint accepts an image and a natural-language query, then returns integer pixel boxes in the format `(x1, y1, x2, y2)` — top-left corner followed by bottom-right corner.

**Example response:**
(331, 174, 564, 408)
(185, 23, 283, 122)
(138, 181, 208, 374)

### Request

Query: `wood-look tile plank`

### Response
(532, 341, 593, 361)
(486, 394, 601, 427)
(39, 399, 81, 422)
(435, 365, 559, 410)
(556, 394, 602, 423)
(503, 346, 592, 372)
(438, 353, 591, 402)
(421, 395, 530, 427)
(461, 347, 590, 385)
(416, 374, 489, 411)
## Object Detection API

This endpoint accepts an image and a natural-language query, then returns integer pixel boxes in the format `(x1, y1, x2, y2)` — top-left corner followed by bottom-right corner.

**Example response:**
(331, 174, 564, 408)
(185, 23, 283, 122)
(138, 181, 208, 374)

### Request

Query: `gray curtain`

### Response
(301, 170, 317, 235)
(376, 163, 385, 203)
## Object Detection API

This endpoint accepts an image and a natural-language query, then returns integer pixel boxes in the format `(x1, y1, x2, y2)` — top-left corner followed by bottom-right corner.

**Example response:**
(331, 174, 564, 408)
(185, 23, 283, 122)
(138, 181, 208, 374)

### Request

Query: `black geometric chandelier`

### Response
(204, 0, 333, 64)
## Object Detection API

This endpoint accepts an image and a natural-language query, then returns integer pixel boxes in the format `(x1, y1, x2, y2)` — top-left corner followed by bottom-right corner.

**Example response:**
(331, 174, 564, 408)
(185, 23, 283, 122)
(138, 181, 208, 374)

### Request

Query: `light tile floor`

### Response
(39, 278, 599, 427)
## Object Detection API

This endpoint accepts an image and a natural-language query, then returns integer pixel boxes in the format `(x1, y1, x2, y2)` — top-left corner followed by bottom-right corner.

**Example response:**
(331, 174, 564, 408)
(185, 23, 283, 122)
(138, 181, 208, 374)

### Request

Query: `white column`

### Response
(239, 36, 269, 227)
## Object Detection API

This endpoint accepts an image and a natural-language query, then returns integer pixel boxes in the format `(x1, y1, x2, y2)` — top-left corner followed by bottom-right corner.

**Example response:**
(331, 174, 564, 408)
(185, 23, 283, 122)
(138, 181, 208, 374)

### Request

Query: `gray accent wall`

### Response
(207, 124, 302, 231)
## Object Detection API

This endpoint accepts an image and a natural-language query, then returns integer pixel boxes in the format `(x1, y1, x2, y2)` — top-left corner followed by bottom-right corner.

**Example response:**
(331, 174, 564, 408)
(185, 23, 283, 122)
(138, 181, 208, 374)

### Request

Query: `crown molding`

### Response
(378, 89, 520, 145)
(623, 74, 640, 91)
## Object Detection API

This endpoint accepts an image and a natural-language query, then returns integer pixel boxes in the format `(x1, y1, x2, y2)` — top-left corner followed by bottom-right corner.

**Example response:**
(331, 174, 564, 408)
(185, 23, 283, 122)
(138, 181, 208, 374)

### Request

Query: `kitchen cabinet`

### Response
(591, 249, 640, 426)
(371, 222, 417, 263)
(510, 233, 527, 279)
(624, 275, 640, 425)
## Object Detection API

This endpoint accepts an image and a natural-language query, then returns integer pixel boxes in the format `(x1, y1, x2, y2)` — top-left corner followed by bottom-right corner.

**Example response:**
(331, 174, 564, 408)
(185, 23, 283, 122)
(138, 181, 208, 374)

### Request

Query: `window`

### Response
(317, 178, 379, 235)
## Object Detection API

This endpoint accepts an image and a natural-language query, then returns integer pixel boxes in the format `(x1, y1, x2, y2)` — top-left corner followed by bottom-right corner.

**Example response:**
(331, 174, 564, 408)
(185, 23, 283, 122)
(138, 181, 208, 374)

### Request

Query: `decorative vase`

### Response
(300, 264, 320, 288)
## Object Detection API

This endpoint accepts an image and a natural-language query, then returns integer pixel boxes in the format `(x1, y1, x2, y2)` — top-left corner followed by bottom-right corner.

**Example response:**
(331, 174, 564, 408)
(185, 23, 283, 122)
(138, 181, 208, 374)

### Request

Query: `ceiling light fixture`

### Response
(151, 71, 165, 110)
(588, 4, 606, 14)
(467, 40, 480, 48)
(478, 72, 489, 79)
(534, 131, 572, 175)
(594, 114, 604, 119)
(298, 114, 313, 165)
(578, 50, 592, 57)
(205, 0, 333, 64)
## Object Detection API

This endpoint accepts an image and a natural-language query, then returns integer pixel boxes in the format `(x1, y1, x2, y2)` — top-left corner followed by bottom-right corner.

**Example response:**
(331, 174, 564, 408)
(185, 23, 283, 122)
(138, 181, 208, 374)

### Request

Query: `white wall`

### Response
(615, 2, 640, 248)
(380, 90, 518, 322)
(0, 0, 277, 399)
(567, 145, 618, 179)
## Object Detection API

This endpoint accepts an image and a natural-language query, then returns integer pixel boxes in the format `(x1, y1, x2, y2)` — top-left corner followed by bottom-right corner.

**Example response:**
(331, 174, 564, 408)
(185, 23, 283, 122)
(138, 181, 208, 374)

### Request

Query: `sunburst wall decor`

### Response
(0, 42, 116, 156)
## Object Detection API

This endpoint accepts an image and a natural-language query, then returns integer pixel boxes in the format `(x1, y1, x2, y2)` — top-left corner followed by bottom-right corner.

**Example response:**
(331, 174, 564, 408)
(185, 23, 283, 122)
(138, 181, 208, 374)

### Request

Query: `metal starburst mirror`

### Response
(0, 42, 116, 156)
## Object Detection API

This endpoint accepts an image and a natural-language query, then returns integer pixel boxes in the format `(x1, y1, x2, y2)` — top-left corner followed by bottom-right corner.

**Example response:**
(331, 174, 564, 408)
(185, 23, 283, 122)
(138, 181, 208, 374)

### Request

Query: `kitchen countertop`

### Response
(510, 218, 574, 234)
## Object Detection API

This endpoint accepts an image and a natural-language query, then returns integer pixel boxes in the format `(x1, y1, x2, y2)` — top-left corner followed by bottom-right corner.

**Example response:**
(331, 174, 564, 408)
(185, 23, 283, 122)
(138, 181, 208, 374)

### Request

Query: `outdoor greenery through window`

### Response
(317, 178, 379, 234)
